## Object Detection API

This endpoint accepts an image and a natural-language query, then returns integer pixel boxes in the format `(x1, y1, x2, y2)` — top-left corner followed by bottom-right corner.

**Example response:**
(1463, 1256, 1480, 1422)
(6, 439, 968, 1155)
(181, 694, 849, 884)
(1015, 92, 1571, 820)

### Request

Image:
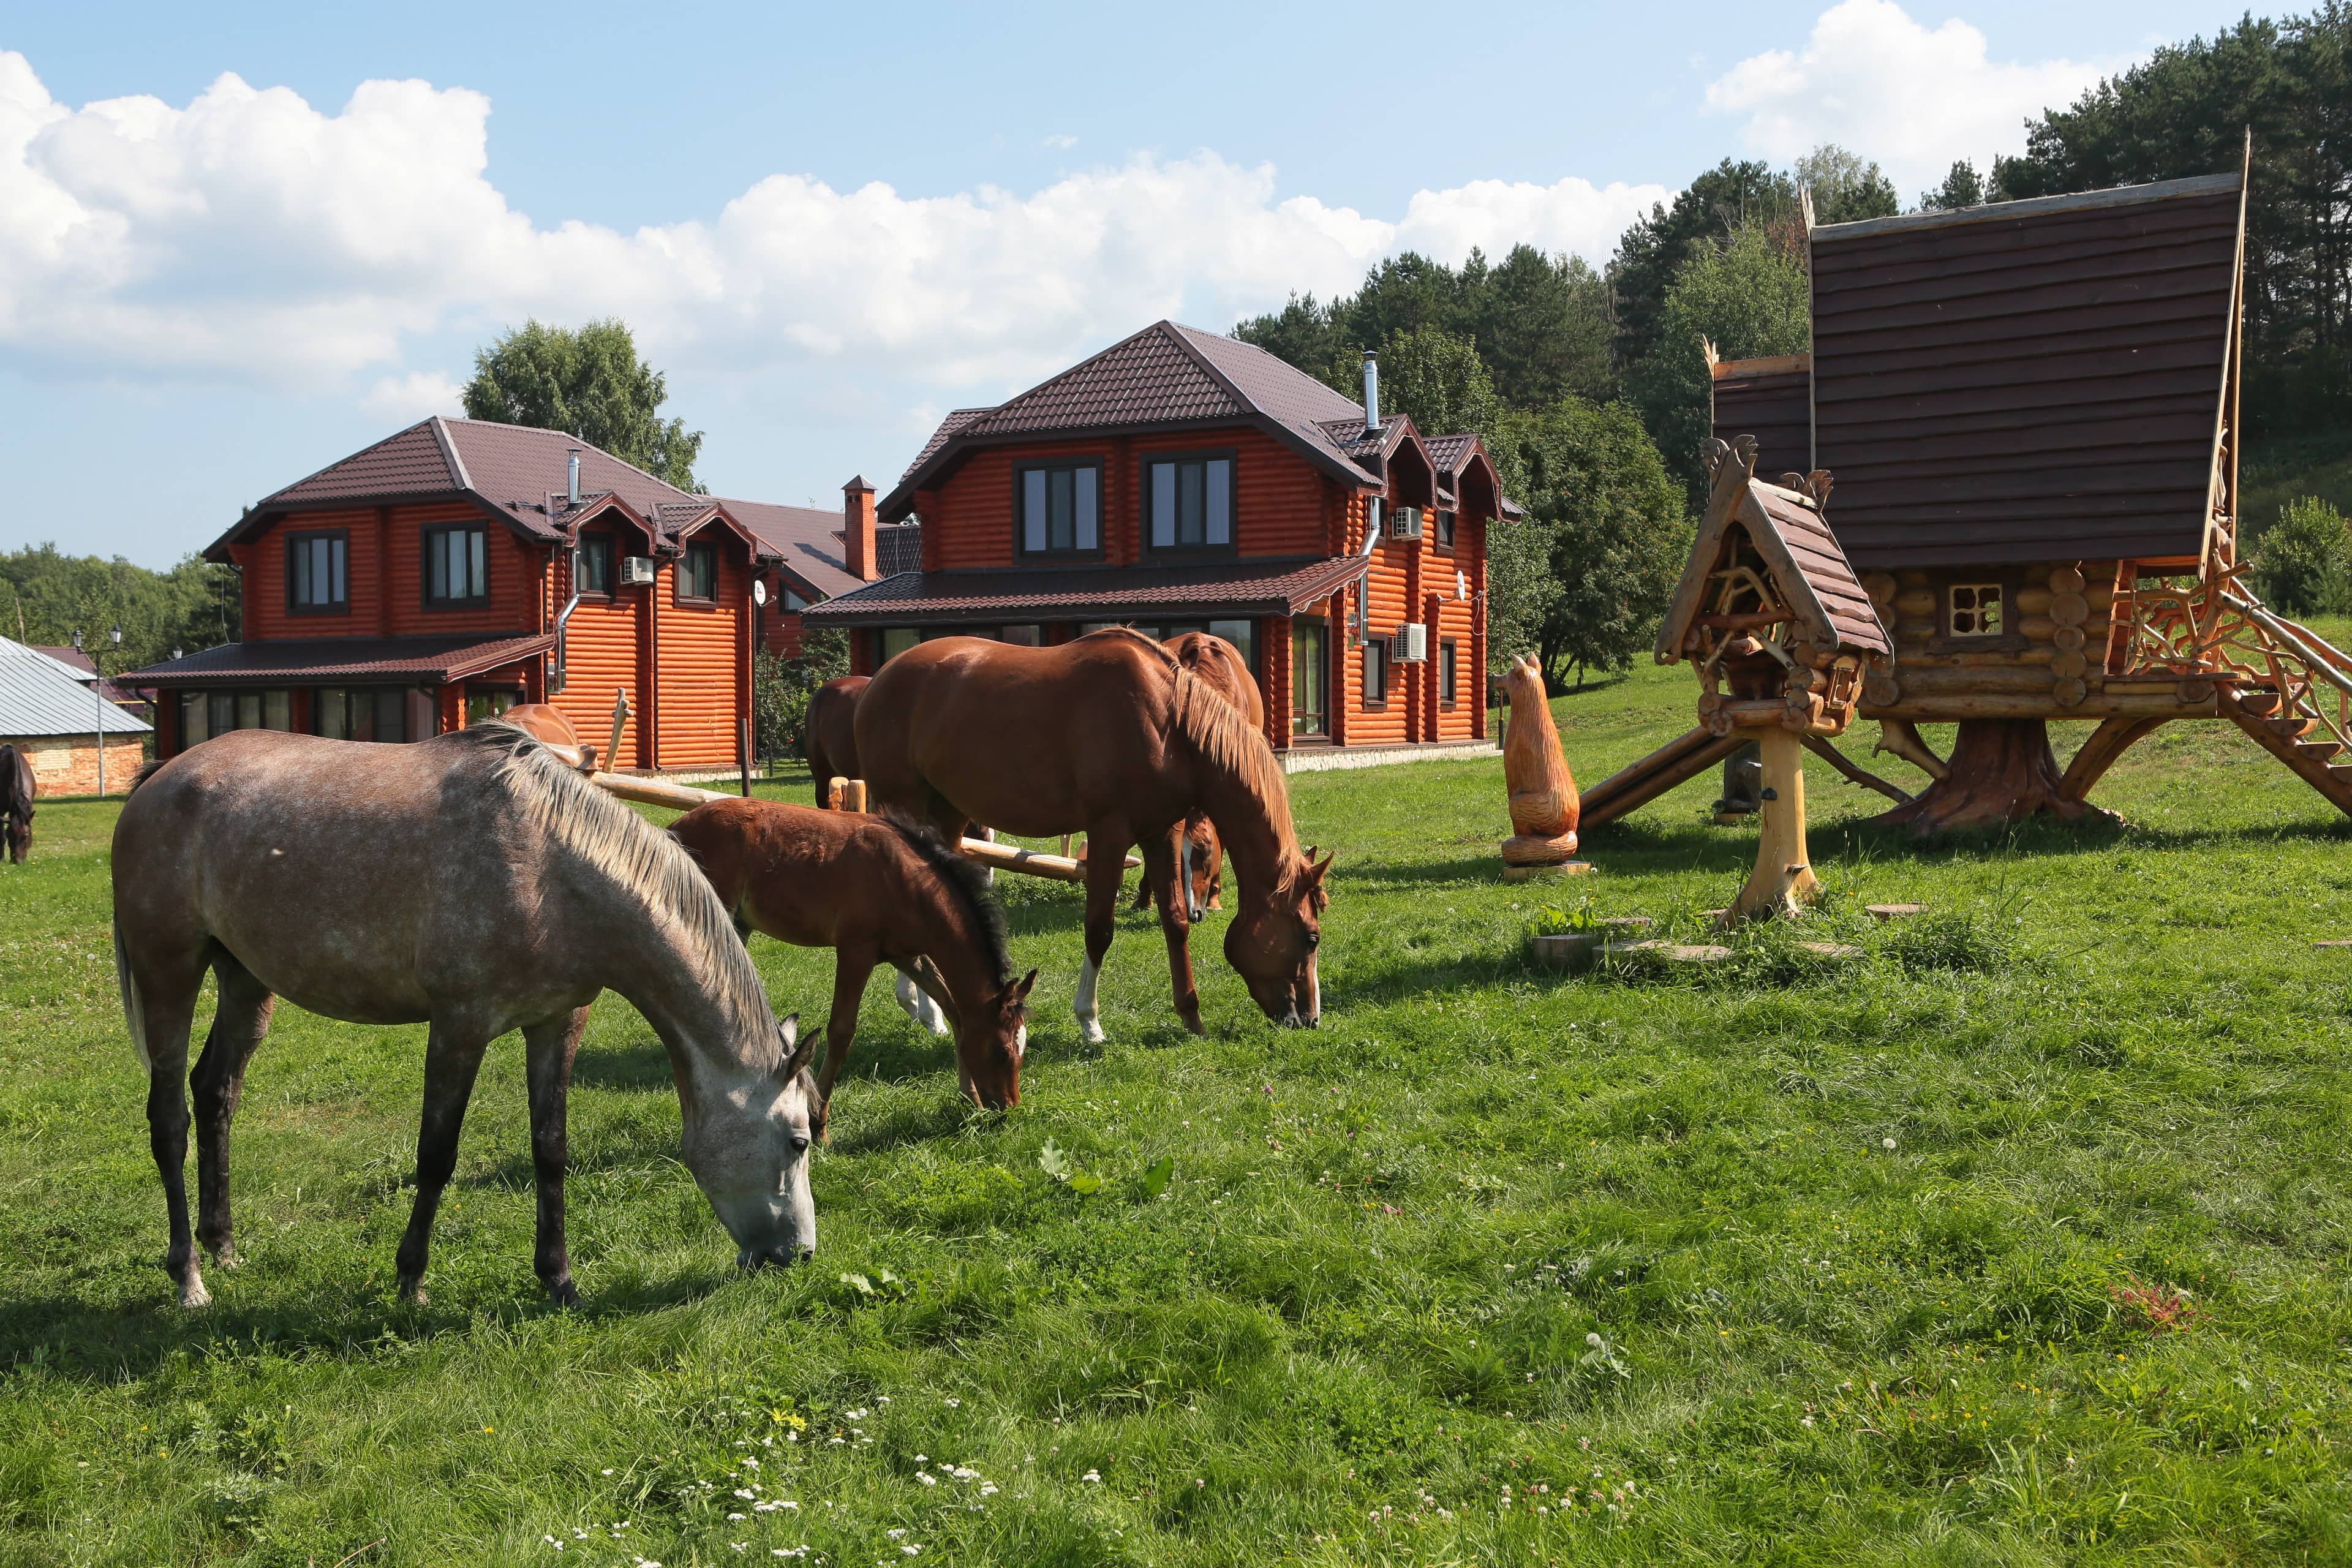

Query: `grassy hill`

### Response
(4, 668, 2350, 1564)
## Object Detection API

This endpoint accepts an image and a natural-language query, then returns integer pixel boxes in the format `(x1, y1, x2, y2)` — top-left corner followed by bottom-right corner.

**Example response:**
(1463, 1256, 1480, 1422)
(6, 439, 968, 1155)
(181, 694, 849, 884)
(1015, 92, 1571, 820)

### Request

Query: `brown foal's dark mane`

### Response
(1169, 664, 1299, 861)
(881, 814, 1015, 987)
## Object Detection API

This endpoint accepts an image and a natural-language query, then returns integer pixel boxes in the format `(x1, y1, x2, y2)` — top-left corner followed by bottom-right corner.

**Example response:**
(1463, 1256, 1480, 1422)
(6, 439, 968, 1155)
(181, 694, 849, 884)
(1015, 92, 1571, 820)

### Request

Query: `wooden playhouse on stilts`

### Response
(1585, 157, 2352, 835)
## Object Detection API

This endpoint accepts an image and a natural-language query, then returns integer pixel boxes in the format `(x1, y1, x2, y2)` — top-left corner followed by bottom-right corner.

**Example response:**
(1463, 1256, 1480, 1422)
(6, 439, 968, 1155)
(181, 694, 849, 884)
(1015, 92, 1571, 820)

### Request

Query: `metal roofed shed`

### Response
(1808, 171, 2246, 572)
(1, 635, 151, 798)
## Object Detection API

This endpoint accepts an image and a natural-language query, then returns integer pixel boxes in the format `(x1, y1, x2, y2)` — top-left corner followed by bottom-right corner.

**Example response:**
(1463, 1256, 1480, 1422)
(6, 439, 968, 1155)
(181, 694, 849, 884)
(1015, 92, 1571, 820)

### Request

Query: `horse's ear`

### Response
(1310, 851, 1335, 883)
(1010, 968, 1039, 1005)
(778, 1014, 815, 1079)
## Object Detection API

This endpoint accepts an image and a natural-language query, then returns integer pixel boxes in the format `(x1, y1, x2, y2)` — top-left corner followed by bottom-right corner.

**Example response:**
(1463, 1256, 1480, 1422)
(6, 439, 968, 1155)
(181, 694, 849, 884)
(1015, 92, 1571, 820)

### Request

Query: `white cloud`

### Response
(360, 369, 462, 421)
(0, 49, 1667, 405)
(1705, 0, 2128, 193)
(1041, 134, 1077, 149)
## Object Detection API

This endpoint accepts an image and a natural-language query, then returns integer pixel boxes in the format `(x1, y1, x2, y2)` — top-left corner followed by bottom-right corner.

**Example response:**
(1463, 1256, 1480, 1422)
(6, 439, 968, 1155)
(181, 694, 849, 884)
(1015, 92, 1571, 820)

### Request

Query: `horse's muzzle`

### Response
(738, 1244, 815, 1270)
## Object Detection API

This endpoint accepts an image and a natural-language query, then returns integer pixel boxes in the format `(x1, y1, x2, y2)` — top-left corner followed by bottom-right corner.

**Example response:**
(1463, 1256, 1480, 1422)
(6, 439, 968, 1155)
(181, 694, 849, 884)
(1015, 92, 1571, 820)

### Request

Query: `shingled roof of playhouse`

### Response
(1805, 168, 2247, 570)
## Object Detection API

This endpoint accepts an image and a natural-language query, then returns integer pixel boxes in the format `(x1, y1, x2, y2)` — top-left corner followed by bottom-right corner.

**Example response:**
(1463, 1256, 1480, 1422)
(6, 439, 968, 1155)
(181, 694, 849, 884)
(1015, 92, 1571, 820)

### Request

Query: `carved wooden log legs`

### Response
(1869, 718, 2120, 834)
(1727, 728, 1821, 922)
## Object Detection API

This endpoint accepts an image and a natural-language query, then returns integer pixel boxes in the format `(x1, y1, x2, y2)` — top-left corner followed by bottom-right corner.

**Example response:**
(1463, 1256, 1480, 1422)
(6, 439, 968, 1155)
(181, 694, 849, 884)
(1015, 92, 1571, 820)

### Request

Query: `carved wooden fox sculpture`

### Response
(1500, 653, 1580, 865)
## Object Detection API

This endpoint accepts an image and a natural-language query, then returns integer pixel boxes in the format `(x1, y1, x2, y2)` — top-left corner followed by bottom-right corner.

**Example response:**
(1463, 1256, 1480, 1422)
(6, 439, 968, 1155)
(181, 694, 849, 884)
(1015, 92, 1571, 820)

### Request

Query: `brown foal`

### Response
(669, 796, 1035, 1134)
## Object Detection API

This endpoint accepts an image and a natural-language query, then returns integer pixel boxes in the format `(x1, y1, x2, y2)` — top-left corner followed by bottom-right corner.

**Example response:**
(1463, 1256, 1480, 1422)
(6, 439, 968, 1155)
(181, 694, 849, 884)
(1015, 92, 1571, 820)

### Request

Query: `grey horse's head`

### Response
(681, 1016, 820, 1268)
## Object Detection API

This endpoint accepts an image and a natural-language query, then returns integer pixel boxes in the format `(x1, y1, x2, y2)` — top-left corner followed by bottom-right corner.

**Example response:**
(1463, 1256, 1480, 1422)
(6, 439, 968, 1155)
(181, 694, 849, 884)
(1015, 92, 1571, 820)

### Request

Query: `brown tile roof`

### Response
(799, 556, 1370, 627)
(1754, 486, 1890, 657)
(262, 421, 456, 508)
(883, 322, 1408, 521)
(902, 409, 990, 484)
(875, 523, 922, 576)
(1809, 171, 2244, 568)
(129, 633, 554, 687)
(1658, 456, 1890, 664)
(723, 498, 867, 598)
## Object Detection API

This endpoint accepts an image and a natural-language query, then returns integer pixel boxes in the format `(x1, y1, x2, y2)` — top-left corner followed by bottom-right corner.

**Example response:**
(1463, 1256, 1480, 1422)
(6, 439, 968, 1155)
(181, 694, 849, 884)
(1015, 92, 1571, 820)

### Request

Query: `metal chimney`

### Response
(567, 448, 582, 505)
(1362, 350, 1381, 434)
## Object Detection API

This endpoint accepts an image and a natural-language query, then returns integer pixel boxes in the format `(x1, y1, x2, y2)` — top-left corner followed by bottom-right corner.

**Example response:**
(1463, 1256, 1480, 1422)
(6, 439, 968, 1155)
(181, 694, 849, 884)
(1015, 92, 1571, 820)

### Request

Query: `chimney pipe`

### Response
(1362, 350, 1381, 435)
(843, 475, 879, 582)
(567, 448, 581, 505)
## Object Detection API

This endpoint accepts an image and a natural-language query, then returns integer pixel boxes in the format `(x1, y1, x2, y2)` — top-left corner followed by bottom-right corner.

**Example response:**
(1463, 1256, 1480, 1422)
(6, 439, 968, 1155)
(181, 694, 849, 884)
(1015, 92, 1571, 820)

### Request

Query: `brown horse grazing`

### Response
(1133, 633, 1265, 918)
(856, 628, 1331, 1042)
(1, 744, 33, 864)
(804, 676, 869, 806)
(111, 723, 819, 1310)
(669, 797, 1036, 1133)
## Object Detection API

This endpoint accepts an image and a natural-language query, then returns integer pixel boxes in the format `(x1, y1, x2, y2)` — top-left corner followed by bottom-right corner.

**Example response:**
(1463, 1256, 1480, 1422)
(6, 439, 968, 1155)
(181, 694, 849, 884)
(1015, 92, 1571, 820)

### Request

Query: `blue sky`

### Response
(5, 0, 2230, 566)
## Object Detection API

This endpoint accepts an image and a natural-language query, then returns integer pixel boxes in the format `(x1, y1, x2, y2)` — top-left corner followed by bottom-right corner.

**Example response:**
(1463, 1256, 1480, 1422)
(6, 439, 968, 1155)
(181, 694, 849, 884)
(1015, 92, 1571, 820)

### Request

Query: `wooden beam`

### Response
(1801, 735, 1912, 805)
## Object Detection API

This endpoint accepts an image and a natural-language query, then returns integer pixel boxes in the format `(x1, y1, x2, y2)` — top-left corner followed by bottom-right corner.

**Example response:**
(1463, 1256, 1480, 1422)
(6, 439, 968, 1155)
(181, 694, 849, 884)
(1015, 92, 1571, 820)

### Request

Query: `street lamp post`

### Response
(75, 627, 123, 796)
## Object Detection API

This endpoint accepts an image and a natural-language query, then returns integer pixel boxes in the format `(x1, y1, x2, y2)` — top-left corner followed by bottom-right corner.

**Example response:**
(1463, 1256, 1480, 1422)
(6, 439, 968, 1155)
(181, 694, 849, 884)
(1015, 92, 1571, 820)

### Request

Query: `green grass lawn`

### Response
(6, 658, 2352, 1566)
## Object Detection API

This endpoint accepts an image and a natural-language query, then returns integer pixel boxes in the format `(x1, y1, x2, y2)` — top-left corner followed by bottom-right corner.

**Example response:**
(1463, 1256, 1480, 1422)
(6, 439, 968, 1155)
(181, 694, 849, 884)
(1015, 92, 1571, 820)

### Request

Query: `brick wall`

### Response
(4, 736, 148, 797)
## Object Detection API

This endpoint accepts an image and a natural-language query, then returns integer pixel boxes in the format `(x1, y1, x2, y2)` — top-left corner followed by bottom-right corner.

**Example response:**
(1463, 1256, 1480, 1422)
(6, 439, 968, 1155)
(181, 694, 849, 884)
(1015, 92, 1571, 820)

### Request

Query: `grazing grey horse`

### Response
(111, 723, 818, 1310)
(1, 743, 32, 864)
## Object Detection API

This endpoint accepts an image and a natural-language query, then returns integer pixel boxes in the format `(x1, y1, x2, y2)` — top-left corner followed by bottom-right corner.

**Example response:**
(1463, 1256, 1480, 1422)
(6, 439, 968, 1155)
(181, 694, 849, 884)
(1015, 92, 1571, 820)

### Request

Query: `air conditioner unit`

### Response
(1387, 505, 1423, 541)
(1395, 623, 1428, 663)
(620, 556, 658, 587)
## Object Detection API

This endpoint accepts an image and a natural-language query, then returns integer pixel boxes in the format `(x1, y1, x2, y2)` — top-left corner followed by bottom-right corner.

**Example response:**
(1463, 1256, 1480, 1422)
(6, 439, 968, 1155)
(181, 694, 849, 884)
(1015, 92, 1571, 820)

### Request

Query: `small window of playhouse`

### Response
(1948, 582, 2003, 637)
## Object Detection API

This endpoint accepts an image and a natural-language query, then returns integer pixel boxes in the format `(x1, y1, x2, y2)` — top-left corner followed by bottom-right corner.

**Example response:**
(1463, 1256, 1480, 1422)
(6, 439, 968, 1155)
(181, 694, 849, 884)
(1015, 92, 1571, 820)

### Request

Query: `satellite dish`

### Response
(752, 579, 769, 606)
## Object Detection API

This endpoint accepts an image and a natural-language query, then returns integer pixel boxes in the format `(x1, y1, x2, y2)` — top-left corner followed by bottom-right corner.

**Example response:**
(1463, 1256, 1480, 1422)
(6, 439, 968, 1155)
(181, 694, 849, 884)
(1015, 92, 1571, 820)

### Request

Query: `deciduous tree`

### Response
(463, 318, 707, 491)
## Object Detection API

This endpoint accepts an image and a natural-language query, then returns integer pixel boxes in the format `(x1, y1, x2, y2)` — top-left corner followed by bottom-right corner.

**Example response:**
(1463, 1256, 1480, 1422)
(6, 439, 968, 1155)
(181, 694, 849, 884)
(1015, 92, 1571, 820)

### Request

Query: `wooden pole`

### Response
(847, 778, 868, 813)
(607, 690, 631, 775)
(1727, 726, 1820, 922)
(739, 715, 752, 798)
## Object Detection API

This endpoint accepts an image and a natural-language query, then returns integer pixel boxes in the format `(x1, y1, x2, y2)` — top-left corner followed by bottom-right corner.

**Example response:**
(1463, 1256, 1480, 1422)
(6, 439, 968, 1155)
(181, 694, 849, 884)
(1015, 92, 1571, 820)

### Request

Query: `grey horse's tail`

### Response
(115, 920, 149, 1069)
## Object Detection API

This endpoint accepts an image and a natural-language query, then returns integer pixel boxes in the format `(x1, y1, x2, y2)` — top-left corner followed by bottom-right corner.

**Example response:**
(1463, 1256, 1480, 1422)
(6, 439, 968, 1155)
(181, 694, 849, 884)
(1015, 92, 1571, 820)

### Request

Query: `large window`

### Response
(287, 529, 347, 615)
(679, 540, 718, 602)
(313, 687, 414, 743)
(1144, 454, 1235, 552)
(1362, 637, 1390, 709)
(1436, 508, 1458, 549)
(180, 689, 291, 747)
(578, 532, 613, 595)
(424, 525, 489, 608)
(1017, 461, 1102, 557)
(1292, 619, 1328, 738)
(879, 627, 922, 663)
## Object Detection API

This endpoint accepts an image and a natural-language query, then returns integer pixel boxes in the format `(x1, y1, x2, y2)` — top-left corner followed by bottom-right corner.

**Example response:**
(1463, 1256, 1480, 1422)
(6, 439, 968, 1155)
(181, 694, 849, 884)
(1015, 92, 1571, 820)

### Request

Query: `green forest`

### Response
(1238, 2, 2352, 683)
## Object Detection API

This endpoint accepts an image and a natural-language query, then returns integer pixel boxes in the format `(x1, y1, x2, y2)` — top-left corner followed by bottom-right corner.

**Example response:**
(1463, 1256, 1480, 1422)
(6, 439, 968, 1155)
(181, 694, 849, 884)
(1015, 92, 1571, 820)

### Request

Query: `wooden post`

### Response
(847, 778, 868, 813)
(739, 715, 752, 797)
(607, 690, 631, 777)
(1727, 726, 1820, 921)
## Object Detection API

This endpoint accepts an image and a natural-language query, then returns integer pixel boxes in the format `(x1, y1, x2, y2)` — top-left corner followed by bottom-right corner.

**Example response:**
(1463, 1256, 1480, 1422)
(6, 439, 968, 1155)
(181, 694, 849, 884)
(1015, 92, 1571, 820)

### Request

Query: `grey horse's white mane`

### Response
(467, 724, 780, 1066)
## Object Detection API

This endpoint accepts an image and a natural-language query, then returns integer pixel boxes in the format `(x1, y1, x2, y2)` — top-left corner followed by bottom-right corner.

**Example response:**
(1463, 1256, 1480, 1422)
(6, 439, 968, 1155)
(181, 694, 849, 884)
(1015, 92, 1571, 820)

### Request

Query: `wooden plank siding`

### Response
(653, 541, 754, 769)
(1811, 178, 2242, 570)
(1711, 366, 1814, 483)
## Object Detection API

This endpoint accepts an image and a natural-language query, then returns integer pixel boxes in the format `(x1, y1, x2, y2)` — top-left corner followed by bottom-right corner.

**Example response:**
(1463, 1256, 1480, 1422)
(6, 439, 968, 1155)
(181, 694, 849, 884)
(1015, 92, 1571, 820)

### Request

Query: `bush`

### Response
(752, 628, 849, 760)
(2250, 496, 2352, 615)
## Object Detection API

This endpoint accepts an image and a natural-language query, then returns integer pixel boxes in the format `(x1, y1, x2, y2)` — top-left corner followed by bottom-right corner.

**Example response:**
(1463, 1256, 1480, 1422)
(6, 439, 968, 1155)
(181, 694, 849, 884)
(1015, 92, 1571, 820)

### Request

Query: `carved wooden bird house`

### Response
(1653, 435, 1891, 919)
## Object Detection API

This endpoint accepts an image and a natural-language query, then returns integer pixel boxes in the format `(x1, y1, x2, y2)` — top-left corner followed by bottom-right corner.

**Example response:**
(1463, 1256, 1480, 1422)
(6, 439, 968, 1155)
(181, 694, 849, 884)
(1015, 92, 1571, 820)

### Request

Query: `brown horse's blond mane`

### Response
(1170, 665, 1300, 861)
(471, 726, 780, 1066)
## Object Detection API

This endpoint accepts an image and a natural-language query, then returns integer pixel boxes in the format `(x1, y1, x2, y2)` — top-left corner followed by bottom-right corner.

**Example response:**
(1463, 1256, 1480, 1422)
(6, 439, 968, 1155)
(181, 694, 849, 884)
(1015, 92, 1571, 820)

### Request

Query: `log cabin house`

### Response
(1670, 164, 2352, 831)
(799, 320, 1512, 757)
(130, 418, 886, 772)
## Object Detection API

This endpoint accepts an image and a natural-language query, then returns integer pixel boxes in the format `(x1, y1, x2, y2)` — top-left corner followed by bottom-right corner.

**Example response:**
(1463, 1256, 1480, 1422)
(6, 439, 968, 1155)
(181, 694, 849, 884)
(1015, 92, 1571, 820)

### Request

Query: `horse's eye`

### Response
(790, 1134, 811, 1153)
(1307, 931, 1321, 950)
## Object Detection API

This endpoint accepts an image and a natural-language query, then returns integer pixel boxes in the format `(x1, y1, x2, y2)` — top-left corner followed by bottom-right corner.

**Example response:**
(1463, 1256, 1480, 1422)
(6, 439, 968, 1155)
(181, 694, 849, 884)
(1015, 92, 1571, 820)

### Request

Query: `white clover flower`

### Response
(944, 1398, 960, 1408)
(918, 1473, 937, 1486)
(1883, 1137, 1897, 1150)
(1081, 1469, 1101, 1483)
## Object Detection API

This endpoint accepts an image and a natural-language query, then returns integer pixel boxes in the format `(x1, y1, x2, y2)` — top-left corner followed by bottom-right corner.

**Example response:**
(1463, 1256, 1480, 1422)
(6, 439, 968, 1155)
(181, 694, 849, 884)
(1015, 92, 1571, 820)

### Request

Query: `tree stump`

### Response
(1869, 718, 2117, 834)
(1499, 652, 1581, 872)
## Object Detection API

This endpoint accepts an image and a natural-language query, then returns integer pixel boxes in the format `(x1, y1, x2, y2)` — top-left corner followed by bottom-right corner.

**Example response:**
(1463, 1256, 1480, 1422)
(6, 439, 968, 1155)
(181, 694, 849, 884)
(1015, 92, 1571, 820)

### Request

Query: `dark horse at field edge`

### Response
(111, 724, 819, 1310)
(855, 628, 1330, 1042)
(2, 743, 32, 863)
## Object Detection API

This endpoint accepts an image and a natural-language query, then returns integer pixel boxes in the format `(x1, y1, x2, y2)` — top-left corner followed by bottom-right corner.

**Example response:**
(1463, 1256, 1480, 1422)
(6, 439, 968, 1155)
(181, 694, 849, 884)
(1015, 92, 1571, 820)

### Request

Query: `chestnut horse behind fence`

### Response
(856, 628, 1329, 1042)
(670, 796, 1035, 1134)
(111, 724, 819, 1310)
(1133, 632, 1264, 918)
(1, 744, 33, 864)
(804, 676, 869, 806)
